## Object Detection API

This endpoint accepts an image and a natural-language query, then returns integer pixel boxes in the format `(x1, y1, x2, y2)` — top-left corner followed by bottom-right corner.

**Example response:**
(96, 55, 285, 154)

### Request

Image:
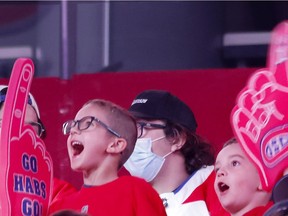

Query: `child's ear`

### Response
(107, 138, 127, 154)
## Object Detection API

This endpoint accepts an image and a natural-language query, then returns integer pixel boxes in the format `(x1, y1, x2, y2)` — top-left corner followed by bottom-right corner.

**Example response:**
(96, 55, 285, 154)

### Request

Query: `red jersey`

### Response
(48, 176, 167, 216)
(50, 178, 78, 209)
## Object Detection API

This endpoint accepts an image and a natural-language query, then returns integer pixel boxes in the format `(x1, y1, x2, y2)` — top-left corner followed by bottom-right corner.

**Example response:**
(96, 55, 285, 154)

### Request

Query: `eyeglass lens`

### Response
(136, 122, 166, 138)
(27, 122, 44, 137)
(0, 119, 43, 137)
(63, 116, 121, 138)
(63, 116, 93, 135)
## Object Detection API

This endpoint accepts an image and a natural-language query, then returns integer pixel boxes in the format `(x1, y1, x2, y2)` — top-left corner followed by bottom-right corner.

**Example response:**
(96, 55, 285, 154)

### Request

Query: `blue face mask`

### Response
(124, 136, 172, 182)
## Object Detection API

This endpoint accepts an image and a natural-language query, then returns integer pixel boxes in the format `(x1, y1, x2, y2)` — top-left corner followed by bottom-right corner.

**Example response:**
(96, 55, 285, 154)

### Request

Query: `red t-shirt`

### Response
(48, 176, 167, 216)
(50, 178, 78, 209)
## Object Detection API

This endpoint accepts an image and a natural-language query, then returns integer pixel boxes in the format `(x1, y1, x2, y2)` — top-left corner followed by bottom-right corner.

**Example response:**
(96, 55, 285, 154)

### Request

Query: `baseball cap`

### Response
(0, 85, 40, 118)
(129, 90, 197, 132)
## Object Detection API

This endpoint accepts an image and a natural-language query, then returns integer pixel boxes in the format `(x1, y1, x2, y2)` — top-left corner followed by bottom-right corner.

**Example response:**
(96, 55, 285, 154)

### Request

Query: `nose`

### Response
(217, 167, 227, 177)
(69, 123, 80, 134)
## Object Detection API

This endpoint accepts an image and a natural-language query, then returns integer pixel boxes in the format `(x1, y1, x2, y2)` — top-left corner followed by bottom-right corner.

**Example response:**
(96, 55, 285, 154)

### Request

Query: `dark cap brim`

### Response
(129, 111, 161, 120)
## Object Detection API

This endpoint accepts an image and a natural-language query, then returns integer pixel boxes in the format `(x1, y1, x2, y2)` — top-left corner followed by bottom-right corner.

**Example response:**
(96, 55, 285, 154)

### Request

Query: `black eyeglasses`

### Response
(27, 121, 45, 138)
(0, 119, 45, 137)
(136, 121, 166, 138)
(62, 116, 121, 138)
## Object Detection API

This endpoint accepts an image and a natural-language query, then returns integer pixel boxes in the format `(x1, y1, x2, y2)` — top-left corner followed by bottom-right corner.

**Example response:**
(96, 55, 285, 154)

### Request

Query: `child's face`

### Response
(67, 103, 115, 172)
(214, 143, 261, 213)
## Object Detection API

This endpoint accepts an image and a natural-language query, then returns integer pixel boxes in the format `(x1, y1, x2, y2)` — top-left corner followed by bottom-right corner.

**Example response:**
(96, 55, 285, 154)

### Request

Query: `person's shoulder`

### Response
(185, 165, 214, 186)
(118, 175, 156, 191)
(117, 178, 166, 216)
(197, 165, 214, 176)
(49, 178, 78, 215)
(118, 175, 148, 185)
(53, 178, 76, 190)
(52, 178, 77, 200)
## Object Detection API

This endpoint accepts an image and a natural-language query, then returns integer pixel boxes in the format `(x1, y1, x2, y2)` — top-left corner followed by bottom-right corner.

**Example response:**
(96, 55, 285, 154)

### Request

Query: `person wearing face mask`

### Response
(124, 90, 229, 216)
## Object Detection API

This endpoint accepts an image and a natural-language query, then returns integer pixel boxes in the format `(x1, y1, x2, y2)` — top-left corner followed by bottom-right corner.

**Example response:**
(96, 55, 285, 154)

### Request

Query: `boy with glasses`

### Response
(49, 99, 167, 216)
(124, 90, 228, 215)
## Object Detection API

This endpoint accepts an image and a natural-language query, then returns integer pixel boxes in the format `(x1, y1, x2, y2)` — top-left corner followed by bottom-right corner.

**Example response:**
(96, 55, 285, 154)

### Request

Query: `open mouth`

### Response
(218, 182, 229, 193)
(71, 141, 84, 156)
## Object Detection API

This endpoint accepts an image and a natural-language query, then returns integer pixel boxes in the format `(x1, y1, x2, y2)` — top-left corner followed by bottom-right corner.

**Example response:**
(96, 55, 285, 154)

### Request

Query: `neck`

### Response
(82, 160, 119, 186)
(230, 191, 271, 216)
(151, 152, 189, 194)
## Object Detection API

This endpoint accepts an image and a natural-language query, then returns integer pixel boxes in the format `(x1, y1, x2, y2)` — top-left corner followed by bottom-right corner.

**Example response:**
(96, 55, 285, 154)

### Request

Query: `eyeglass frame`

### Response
(136, 121, 166, 138)
(0, 119, 45, 137)
(62, 116, 121, 138)
(26, 121, 45, 137)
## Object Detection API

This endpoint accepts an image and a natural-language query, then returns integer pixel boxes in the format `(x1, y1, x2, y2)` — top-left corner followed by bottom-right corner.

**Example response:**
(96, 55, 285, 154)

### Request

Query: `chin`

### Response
(70, 163, 83, 172)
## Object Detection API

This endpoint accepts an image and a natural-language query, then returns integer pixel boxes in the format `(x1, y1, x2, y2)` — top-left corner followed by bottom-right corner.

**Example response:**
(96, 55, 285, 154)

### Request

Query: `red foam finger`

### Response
(0, 58, 53, 215)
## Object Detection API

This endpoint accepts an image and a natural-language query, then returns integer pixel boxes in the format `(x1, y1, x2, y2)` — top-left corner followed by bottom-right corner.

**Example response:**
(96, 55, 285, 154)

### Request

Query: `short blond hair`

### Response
(83, 99, 137, 168)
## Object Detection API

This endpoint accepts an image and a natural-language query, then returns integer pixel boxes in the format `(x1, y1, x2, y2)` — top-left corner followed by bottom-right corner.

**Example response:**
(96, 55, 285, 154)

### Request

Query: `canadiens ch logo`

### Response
(261, 124, 288, 167)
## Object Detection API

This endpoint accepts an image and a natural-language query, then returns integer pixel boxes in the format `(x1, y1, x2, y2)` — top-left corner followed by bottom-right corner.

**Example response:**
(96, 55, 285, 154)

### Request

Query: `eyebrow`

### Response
(215, 153, 246, 165)
(228, 154, 245, 160)
(228, 154, 247, 160)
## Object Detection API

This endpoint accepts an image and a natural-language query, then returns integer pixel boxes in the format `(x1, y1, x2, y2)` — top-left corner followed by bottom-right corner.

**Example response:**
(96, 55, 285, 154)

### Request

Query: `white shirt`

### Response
(160, 166, 214, 216)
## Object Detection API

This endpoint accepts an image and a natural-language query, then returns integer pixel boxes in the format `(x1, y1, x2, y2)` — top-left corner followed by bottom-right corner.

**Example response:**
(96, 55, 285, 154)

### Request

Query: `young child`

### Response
(214, 138, 273, 216)
(48, 99, 167, 216)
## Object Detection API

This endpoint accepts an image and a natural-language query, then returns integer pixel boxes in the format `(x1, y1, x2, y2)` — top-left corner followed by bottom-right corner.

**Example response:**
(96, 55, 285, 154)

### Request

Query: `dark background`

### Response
(0, 1, 287, 78)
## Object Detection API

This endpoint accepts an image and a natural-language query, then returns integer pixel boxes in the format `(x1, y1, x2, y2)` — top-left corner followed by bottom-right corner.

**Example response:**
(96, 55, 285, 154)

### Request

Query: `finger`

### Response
(267, 20, 288, 82)
(1, 58, 34, 140)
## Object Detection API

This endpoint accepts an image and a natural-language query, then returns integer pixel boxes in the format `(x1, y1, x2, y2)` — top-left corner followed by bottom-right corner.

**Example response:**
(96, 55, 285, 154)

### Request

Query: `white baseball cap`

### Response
(0, 85, 40, 118)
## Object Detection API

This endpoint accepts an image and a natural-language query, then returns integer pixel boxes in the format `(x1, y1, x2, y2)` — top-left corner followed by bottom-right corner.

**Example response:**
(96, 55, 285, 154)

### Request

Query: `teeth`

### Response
(71, 141, 84, 156)
(72, 141, 82, 146)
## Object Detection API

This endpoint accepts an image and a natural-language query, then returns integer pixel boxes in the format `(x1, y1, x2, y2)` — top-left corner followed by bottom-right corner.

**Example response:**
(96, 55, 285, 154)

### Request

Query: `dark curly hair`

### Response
(163, 120, 215, 175)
